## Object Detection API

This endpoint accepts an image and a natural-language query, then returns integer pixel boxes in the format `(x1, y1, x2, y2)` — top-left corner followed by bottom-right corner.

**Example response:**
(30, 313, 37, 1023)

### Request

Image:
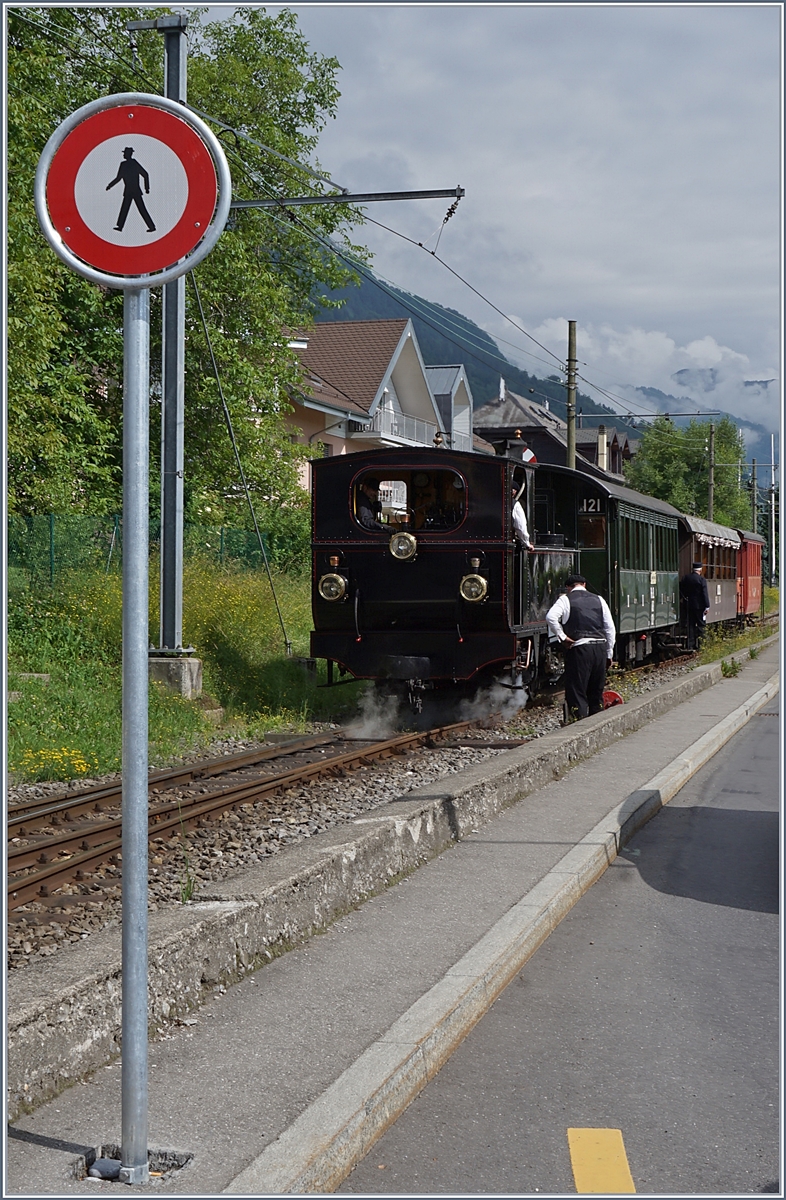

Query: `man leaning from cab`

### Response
(512, 496, 535, 552)
(546, 573, 616, 722)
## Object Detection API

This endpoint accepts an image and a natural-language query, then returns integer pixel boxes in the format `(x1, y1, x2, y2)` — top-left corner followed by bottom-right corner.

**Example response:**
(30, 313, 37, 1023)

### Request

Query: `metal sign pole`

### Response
(34, 91, 230, 1183)
(120, 286, 150, 1187)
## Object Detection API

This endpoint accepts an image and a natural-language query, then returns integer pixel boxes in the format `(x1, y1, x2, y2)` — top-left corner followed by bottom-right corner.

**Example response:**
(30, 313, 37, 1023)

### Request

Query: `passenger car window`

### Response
(578, 514, 606, 548)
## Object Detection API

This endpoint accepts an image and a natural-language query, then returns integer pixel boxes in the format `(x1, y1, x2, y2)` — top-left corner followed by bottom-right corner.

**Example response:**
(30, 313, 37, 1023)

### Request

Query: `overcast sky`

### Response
(211, 3, 781, 436)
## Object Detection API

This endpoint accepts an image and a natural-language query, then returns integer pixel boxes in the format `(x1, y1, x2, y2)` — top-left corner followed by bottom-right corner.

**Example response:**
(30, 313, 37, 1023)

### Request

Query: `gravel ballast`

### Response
(6, 660, 695, 974)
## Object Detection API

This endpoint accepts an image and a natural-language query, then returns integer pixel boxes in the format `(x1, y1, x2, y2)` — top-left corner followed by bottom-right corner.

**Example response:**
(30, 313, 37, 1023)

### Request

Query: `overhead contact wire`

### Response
(362, 213, 564, 368)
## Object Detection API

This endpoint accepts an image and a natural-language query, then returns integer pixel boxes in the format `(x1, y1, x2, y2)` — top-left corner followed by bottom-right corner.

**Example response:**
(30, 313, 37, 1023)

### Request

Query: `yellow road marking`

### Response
(567, 1127, 636, 1194)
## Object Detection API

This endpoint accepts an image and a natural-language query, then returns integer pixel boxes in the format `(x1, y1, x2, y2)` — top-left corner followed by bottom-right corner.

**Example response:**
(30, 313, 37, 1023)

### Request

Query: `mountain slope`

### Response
(315, 274, 631, 430)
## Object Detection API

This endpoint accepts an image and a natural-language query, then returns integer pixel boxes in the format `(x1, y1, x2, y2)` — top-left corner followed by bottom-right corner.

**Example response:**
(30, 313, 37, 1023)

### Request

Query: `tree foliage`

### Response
(7, 6, 366, 517)
(624, 415, 752, 528)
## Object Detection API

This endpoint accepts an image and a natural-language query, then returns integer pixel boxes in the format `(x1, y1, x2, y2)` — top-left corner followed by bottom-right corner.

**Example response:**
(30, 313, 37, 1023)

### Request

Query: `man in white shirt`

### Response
(512, 499, 534, 552)
(546, 573, 616, 721)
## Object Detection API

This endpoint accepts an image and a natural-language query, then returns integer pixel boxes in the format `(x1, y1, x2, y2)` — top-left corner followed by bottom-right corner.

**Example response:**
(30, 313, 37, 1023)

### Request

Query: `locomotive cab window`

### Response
(353, 469, 466, 533)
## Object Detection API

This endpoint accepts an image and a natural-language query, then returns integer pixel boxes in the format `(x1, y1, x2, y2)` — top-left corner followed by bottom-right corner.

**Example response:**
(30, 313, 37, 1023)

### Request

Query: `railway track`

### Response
(10, 623, 775, 915)
(8, 718, 523, 911)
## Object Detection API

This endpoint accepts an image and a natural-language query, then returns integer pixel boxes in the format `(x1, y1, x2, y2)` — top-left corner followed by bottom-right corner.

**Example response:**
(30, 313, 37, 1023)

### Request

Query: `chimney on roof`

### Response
(597, 424, 608, 472)
(499, 376, 505, 405)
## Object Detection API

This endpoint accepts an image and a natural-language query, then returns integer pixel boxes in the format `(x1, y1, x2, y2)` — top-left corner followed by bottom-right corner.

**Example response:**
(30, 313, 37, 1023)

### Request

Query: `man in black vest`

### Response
(546, 574, 616, 721)
(680, 560, 711, 650)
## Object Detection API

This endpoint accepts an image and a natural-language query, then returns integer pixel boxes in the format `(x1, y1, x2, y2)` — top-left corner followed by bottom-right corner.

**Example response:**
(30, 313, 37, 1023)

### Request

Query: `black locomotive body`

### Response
(310, 447, 763, 703)
(310, 447, 574, 699)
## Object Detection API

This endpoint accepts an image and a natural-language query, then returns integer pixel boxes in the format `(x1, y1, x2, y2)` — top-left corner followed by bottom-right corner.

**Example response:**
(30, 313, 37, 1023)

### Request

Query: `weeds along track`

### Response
(8, 719, 525, 911)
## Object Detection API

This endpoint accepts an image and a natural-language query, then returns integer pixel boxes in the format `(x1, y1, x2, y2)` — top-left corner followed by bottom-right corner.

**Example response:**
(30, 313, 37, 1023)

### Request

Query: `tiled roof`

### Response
(296, 373, 370, 419)
(474, 386, 567, 433)
(576, 426, 622, 446)
(472, 431, 497, 455)
(296, 320, 410, 413)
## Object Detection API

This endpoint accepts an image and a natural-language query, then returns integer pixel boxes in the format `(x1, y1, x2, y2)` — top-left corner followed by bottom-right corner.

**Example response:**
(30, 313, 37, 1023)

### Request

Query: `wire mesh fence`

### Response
(7, 514, 309, 586)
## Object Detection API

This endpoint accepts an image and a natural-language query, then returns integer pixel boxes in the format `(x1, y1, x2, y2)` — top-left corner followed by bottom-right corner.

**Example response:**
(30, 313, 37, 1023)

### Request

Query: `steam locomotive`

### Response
(310, 445, 763, 710)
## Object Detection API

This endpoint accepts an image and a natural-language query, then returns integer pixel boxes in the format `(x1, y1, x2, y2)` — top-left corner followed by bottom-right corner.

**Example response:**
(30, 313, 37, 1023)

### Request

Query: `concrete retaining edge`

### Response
(6, 638, 778, 1122)
(225, 667, 780, 1194)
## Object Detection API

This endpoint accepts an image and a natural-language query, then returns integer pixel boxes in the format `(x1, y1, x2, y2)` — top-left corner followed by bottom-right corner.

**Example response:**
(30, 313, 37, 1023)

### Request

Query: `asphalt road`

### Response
(338, 695, 780, 1196)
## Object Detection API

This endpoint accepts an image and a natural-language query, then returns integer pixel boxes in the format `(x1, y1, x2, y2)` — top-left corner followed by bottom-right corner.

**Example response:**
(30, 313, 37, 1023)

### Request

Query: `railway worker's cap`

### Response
(692, 561, 703, 570)
(565, 573, 587, 587)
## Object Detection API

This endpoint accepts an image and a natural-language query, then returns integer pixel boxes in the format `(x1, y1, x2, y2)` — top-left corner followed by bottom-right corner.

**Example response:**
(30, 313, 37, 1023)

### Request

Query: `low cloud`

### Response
(509, 318, 779, 433)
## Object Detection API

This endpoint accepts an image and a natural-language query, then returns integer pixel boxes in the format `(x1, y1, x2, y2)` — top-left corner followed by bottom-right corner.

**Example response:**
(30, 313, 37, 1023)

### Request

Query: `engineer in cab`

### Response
(355, 477, 386, 530)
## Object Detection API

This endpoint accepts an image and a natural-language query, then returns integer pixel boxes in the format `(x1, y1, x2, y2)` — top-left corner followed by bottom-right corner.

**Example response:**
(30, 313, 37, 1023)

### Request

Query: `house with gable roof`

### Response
(474, 379, 638, 480)
(286, 319, 484, 488)
(424, 364, 474, 453)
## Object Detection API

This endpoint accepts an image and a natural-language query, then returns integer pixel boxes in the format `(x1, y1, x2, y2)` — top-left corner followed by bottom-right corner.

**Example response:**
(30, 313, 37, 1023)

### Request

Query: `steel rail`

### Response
(8, 734, 334, 827)
(7, 717, 493, 910)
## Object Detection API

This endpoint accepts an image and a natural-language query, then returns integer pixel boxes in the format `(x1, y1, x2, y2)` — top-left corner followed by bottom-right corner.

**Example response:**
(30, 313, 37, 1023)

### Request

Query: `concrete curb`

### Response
(6, 640, 778, 1120)
(224, 669, 779, 1195)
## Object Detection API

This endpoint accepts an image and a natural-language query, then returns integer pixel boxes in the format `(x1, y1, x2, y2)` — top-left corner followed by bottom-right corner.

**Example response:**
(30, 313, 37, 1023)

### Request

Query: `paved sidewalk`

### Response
(5, 641, 779, 1196)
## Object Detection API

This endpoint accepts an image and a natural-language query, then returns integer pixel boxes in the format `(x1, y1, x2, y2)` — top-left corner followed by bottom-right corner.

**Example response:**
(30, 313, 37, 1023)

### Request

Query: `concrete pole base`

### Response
(148, 656, 202, 700)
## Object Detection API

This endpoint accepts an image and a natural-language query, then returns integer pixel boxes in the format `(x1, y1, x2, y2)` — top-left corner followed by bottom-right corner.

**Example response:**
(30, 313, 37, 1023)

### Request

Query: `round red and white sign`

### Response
(45, 102, 218, 277)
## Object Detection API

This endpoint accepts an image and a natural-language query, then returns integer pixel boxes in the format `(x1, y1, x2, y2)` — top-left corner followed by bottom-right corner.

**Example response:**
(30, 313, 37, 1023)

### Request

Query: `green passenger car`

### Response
(533, 466, 681, 664)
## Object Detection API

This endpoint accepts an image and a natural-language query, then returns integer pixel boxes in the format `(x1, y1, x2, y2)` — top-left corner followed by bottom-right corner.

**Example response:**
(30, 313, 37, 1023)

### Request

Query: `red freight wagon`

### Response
(736, 529, 765, 619)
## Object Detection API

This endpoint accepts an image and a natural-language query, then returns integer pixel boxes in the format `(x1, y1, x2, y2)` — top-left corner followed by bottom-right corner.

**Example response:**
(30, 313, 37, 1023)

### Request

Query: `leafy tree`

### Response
(624, 415, 751, 528)
(622, 415, 692, 514)
(7, 6, 366, 518)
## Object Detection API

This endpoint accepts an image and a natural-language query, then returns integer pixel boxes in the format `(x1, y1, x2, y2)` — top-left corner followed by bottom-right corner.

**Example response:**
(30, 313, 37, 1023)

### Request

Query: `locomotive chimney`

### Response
(505, 430, 529, 461)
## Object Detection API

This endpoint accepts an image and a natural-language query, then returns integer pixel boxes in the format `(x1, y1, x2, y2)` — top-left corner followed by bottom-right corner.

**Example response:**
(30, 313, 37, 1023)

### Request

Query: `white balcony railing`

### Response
(367, 408, 437, 445)
(354, 408, 473, 451)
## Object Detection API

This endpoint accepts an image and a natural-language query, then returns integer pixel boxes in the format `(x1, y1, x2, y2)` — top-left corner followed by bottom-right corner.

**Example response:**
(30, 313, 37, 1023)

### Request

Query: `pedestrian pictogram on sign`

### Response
(35, 93, 231, 289)
(105, 146, 157, 233)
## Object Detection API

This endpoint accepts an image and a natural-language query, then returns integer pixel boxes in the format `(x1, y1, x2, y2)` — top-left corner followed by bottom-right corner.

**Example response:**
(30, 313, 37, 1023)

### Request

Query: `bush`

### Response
(7, 560, 362, 781)
(175, 558, 362, 720)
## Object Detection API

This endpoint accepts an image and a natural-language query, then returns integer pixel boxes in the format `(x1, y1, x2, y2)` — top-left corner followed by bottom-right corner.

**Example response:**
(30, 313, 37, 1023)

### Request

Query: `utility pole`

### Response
(707, 422, 715, 521)
(751, 458, 757, 534)
(770, 434, 777, 586)
(128, 14, 190, 659)
(566, 320, 577, 471)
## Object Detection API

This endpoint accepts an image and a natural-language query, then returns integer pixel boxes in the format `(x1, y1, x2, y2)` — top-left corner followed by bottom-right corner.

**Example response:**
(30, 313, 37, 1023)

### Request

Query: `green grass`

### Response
(9, 560, 777, 784)
(7, 560, 364, 783)
(696, 619, 778, 667)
